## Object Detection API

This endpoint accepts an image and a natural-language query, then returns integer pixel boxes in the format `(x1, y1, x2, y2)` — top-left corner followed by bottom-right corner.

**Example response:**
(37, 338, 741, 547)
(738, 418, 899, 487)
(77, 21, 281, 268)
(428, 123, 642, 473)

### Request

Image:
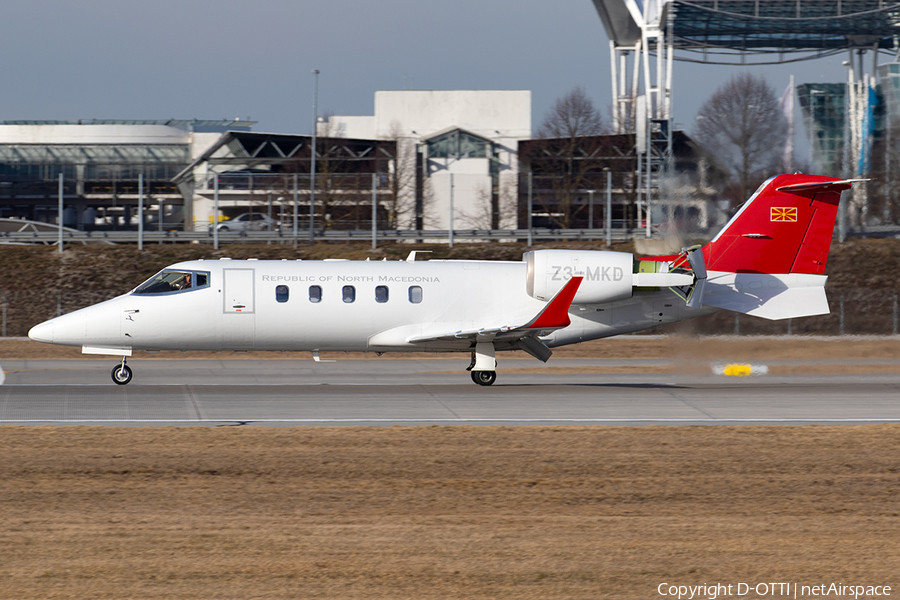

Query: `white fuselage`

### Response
(28, 257, 699, 355)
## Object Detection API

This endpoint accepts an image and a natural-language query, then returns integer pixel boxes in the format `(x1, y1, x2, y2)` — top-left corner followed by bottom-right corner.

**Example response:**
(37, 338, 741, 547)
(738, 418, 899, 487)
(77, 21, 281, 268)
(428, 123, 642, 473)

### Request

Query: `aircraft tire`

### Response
(471, 370, 496, 386)
(111, 364, 133, 385)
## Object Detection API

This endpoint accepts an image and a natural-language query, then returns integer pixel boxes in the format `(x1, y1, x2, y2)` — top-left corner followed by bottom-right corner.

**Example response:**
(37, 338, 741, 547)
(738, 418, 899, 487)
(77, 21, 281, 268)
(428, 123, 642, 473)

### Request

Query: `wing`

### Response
(406, 276, 584, 350)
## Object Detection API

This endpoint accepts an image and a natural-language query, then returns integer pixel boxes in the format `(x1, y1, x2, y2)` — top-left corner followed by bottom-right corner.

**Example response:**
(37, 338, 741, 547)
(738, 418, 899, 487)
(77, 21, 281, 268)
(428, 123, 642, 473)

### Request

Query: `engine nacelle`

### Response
(524, 249, 633, 304)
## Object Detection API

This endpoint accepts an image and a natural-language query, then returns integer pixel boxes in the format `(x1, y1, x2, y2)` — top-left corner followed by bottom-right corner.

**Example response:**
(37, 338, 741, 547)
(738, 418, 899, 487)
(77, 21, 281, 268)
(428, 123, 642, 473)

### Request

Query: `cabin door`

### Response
(222, 268, 255, 348)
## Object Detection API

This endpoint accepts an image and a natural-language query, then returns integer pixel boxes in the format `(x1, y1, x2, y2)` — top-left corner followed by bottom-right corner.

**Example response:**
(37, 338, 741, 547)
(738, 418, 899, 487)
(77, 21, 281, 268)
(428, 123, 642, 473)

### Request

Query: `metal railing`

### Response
(0, 227, 638, 246)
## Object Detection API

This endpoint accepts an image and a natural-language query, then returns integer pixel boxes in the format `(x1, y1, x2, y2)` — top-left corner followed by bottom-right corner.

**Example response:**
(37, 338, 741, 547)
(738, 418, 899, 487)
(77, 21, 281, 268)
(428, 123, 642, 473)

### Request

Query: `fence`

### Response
(0, 227, 637, 247)
(661, 288, 900, 337)
(2, 287, 897, 339)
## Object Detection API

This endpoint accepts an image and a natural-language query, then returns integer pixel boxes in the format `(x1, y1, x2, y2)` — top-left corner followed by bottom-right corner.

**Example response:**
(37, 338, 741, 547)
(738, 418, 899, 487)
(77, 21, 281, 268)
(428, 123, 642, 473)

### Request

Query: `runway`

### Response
(2, 357, 900, 426)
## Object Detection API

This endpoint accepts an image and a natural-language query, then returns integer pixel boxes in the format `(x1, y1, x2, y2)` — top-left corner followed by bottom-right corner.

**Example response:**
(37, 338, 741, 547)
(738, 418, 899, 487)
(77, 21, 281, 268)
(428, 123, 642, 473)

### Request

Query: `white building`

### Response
(323, 90, 531, 230)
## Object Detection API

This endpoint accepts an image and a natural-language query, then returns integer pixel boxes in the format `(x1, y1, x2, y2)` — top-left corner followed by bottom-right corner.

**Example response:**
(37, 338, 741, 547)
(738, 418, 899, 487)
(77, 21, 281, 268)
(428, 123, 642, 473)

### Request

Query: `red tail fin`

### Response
(703, 174, 856, 275)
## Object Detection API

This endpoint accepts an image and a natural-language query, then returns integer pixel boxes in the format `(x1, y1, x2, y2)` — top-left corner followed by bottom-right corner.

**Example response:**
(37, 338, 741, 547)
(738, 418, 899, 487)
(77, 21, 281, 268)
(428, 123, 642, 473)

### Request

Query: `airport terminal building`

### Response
(0, 91, 532, 234)
(0, 119, 251, 230)
(0, 90, 714, 235)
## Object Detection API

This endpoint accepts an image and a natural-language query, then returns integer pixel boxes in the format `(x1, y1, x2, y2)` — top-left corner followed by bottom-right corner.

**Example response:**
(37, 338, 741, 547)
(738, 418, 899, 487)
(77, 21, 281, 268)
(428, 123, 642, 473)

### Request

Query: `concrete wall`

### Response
(320, 116, 376, 139)
(373, 90, 531, 139)
(189, 132, 226, 161)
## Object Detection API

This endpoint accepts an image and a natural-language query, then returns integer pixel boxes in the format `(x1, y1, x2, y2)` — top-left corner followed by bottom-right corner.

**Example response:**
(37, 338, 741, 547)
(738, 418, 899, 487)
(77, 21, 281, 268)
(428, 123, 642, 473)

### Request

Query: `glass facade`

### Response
(426, 130, 489, 159)
(797, 83, 847, 177)
(879, 63, 900, 134)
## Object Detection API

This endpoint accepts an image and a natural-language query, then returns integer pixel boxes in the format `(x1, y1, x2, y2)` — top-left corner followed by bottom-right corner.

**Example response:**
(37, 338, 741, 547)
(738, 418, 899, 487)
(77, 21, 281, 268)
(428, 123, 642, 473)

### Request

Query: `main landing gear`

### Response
(470, 370, 497, 386)
(467, 342, 498, 386)
(111, 357, 133, 385)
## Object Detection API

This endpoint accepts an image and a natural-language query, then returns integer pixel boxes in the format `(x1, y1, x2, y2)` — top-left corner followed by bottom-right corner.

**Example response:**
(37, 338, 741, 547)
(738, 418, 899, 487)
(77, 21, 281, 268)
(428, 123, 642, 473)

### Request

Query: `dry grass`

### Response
(1, 425, 899, 599)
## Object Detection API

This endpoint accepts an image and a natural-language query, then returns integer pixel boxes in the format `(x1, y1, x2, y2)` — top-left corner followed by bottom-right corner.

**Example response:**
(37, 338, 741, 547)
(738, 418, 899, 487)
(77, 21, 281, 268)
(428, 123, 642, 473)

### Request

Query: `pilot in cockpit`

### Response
(172, 273, 192, 291)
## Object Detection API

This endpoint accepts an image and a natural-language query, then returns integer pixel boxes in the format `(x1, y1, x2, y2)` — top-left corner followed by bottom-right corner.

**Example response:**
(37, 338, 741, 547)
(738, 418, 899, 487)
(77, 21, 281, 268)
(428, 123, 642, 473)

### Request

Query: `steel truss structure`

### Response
(593, 0, 900, 235)
(595, 1, 900, 136)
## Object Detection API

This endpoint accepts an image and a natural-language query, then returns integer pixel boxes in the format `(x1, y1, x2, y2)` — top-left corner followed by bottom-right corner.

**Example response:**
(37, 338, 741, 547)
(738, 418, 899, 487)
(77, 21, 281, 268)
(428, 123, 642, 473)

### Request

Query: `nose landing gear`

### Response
(111, 357, 133, 385)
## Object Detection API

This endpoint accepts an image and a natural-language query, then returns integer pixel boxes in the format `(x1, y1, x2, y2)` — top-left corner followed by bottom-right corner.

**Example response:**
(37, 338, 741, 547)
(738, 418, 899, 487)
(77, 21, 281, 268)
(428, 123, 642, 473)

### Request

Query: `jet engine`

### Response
(524, 249, 633, 304)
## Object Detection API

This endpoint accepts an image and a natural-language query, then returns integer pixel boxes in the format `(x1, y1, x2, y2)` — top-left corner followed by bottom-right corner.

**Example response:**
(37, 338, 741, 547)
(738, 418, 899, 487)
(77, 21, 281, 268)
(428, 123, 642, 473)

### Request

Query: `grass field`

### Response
(1, 425, 899, 599)
(3, 335, 900, 598)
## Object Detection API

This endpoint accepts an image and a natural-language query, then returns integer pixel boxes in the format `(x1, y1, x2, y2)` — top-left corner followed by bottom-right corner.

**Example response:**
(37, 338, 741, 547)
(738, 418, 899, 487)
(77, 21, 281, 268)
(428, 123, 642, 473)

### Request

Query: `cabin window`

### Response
(275, 285, 289, 303)
(309, 285, 322, 303)
(343, 285, 356, 303)
(408, 285, 423, 304)
(375, 285, 389, 303)
(133, 269, 210, 295)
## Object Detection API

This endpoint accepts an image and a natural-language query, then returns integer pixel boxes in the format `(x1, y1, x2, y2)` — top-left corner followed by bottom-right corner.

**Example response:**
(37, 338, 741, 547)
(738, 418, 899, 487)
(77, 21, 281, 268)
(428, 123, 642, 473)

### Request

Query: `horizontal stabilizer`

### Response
(702, 272, 829, 320)
(775, 179, 866, 194)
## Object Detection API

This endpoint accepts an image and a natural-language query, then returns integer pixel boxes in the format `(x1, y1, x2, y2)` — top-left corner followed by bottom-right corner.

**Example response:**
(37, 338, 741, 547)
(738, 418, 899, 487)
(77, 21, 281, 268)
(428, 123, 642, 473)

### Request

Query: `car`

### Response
(215, 213, 279, 232)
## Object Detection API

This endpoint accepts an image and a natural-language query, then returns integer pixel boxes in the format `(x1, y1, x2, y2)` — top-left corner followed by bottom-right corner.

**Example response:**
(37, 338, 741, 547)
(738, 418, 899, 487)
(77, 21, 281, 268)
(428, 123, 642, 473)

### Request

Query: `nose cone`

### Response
(28, 310, 89, 347)
(28, 320, 55, 343)
(28, 297, 123, 347)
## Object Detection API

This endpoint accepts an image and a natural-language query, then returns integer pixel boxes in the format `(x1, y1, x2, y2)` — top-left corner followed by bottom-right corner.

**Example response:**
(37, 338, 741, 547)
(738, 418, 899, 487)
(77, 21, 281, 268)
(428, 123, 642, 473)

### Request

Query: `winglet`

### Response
(525, 276, 583, 329)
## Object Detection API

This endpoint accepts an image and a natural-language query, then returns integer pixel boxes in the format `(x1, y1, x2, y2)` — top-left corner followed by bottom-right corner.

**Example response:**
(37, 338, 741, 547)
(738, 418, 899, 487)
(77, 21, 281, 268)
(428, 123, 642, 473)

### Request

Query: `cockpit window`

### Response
(133, 270, 210, 295)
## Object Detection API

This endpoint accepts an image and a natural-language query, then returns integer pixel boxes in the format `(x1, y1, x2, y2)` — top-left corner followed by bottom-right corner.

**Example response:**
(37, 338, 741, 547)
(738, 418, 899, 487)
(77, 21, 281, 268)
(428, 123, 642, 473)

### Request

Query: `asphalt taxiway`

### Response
(2, 357, 900, 426)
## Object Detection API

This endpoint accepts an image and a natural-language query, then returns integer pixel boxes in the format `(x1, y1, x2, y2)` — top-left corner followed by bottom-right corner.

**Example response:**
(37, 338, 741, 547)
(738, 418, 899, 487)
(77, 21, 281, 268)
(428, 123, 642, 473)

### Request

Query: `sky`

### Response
(0, 0, 876, 160)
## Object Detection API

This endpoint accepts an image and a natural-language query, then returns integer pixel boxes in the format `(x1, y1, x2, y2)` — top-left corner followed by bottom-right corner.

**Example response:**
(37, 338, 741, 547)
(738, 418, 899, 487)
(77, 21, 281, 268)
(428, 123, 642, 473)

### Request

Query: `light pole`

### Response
(138, 172, 144, 250)
(58, 173, 64, 253)
(292, 174, 298, 249)
(310, 69, 319, 245)
(213, 172, 219, 250)
(603, 168, 612, 246)
(588, 189, 595, 229)
(449, 173, 454, 249)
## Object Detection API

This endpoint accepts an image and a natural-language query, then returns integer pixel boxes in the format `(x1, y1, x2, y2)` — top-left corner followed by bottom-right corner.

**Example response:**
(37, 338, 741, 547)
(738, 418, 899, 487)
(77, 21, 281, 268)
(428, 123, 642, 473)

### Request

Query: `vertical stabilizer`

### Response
(703, 174, 857, 275)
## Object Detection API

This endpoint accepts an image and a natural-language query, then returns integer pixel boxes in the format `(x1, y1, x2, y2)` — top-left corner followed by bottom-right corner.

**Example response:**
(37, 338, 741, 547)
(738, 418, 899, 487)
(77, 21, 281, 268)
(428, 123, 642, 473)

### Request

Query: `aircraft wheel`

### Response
(471, 370, 496, 386)
(111, 364, 133, 385)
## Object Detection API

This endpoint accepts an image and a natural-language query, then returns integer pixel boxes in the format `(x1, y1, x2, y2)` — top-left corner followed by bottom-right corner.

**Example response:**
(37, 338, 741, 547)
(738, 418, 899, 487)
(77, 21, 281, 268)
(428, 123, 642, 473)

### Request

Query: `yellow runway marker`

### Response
(724, 364, 753, 377)
(713, 363, 769, 377)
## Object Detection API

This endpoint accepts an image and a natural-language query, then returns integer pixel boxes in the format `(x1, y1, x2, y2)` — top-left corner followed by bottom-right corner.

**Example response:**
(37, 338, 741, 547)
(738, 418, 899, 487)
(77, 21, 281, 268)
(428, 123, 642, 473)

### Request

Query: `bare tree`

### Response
(529, 87, 608, 228)
(538, 86, 606, 139)
(277, 116, 391, 232)
(384, 121, 417, 229)
(459, 182, 518, 230)
(312, 116, 350, 228)
(693, 73, 788, 206)
(458, 186, 494, 230)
